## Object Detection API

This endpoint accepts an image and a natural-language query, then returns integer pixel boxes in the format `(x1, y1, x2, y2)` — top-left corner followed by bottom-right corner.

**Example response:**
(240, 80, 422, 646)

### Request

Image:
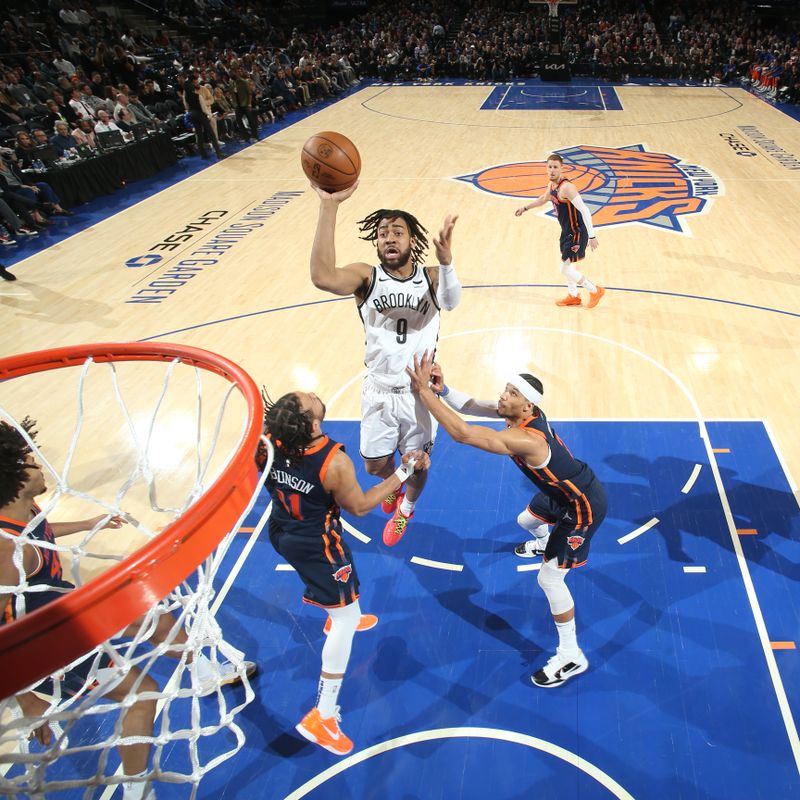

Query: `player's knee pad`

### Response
(537, 558, 574, 616)
(321, 600, 360, 674)
(560, 260, 583, 283)
(517, 508, 550, 538)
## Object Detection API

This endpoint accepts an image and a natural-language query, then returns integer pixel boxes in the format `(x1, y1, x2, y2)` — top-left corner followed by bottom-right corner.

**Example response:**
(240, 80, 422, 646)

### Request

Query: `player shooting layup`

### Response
(310, 181, 460, 547)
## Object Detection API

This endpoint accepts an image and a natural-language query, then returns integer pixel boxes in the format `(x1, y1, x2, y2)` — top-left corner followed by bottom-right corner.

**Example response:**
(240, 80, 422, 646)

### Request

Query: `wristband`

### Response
(440, 384, 450, 397)
(394, 457, 416, 482)
(442, 386, 472, 412)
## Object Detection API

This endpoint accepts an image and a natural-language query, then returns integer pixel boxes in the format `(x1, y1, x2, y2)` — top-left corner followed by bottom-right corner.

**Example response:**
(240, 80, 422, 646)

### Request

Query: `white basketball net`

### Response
(0, 356, 273, 799)
(547, 0, 560, 17)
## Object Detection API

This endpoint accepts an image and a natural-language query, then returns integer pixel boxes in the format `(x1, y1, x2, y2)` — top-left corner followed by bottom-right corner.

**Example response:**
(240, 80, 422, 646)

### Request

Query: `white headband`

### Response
(506, 374, 543, 407)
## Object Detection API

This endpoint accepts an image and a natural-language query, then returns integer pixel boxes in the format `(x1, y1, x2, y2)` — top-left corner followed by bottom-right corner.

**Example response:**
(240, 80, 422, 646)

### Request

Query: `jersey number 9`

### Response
(396, 318, 407, 344)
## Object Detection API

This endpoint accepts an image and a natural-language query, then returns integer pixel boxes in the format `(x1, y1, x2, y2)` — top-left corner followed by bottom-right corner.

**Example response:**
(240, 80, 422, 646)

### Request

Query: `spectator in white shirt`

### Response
(68, 87, 93, 120)
(113, 93, 131, 122)
(94, 109, 129, 139)
(51, 50, 76, 75)
(79, 83, 112, 115)
(59, 6, 81, 27)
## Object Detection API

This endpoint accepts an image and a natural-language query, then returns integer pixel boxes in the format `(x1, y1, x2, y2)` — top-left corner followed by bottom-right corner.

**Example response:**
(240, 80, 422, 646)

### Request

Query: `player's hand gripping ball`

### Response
(301, 131, 361, 192)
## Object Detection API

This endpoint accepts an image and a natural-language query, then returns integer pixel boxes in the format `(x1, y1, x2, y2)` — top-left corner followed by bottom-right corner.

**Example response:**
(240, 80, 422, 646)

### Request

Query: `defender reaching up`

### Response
(407, 353, 608, 689)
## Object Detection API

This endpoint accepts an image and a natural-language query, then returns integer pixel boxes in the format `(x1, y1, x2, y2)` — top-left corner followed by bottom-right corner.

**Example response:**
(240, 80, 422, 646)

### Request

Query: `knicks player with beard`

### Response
(407, 353, 608, 689)
(310, 182, 461, 547)
(260, 390, 429, 754)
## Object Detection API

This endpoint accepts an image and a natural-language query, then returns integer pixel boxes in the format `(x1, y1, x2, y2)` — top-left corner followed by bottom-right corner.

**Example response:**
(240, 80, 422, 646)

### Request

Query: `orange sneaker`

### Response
(556, 294, 581, 307)
(380, 490, 403, 515)
(296, 706, 353, 756)
(587, 286, 605, 308)
(383, 509, 413, 546)
(323, 613, 378, 635)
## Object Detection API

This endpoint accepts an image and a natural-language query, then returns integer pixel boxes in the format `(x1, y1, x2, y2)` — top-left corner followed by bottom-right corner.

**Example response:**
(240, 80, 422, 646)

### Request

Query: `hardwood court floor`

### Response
(1, 81, 799, 797)
(2, 84, 799, 484)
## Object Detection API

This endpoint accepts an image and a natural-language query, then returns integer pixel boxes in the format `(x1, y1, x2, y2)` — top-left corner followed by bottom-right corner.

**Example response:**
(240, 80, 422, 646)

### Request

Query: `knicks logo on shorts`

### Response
(332, 564, 353, 583)
(455, 144, 722, 233)
(566, 535, 585, 551)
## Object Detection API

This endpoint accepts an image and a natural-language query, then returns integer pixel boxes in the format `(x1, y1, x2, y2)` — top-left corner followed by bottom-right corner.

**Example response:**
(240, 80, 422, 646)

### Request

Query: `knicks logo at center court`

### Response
(456, 144, 722, 233)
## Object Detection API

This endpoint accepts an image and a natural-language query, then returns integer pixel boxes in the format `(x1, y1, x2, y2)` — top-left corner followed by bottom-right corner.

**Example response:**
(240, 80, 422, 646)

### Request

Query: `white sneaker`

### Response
(122, 778, 156, 800)
(531, 649, 588, 688)
(198, 660, 257, 697)
(514, 536, 549, 558)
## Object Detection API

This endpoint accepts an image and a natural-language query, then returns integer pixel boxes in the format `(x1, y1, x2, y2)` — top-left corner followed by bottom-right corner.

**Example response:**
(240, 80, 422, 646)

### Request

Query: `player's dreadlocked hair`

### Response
(357, 210, 429, 265)
(261, 389, 313, 467)
(0, 417, 39, 508)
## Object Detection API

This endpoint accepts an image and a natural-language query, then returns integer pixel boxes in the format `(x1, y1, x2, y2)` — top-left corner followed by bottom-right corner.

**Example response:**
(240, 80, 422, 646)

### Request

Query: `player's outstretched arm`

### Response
(310, 182, 372, 296)
(515, 190, 549, 217)
(409, 354, 547, 460)
(433, 213, 458, 266)
(50, 514, 126, 538)
(324, 449, 430, 517)
(430, 363, 498, 418)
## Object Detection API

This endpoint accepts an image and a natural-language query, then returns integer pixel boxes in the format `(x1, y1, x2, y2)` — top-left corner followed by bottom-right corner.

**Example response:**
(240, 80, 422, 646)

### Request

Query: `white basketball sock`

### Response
(555, 618, 579, 657)
(580, 277, 597, 293)
(560, 261, 583, 296)
(399, 496, 416, 516)
(122, 772, 156, 800)
(316, 677, 343, 719)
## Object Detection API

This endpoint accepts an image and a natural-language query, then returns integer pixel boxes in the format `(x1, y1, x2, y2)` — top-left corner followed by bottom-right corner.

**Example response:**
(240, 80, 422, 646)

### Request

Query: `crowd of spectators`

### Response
(1, 0, 799, 258)
(0, 0, 363, 251)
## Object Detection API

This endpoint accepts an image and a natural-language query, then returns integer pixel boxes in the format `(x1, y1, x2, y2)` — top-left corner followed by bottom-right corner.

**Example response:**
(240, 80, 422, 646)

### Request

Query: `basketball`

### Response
(301, 131, 361, 192)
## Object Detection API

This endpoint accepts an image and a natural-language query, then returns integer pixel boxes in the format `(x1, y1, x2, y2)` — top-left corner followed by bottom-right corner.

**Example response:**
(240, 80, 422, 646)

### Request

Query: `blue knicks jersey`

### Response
(510, 410, 599, 528)
(550, 178, 584, 236)
(1, 503, 74, 624)
(266, 436, 344, 539)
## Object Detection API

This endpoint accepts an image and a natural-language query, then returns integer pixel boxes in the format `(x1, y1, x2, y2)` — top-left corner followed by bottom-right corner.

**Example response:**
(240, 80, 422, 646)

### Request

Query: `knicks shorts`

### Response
(559, 227, 588, 263)
(527, 478, 607, 568)
(269, 524, 360, 608)
(360, 375, 437, 460)
(35, 650, 119, 697)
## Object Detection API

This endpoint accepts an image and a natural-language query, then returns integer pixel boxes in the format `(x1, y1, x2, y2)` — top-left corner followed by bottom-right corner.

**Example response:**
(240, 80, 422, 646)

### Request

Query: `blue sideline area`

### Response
(9, 420, 799, 797)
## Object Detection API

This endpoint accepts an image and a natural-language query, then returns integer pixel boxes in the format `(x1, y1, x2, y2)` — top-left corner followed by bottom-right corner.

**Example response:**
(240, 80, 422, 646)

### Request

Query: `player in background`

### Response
(515, 153, 605, 308)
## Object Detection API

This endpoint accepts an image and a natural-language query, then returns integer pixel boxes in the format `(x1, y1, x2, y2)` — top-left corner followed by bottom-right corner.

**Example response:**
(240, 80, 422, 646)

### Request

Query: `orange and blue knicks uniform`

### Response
(1, 503, 73, 625)
(1, 506, 106, 695)
(510, 410, 607, 568)
(550, 178, 588, 263)
(265, 436, 359, 608)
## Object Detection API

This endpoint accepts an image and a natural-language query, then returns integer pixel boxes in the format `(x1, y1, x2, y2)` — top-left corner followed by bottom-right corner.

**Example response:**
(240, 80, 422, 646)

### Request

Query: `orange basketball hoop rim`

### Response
(0, 342, 264, 699)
